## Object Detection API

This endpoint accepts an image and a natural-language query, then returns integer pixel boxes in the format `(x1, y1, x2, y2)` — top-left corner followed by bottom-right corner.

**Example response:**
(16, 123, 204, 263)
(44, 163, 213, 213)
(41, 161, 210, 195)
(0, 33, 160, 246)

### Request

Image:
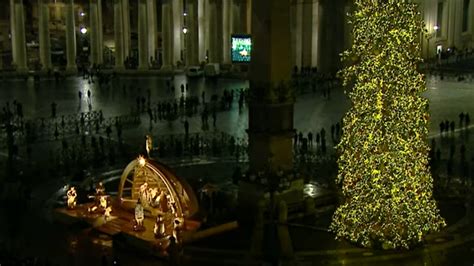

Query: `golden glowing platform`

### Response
(54, 155, 204, 256)
(54, 199, 201, 256)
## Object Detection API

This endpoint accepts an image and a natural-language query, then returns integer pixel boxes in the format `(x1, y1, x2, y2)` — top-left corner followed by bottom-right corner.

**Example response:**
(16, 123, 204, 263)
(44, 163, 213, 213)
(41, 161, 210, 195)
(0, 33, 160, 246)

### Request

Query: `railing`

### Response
(0, 110, 140, 147)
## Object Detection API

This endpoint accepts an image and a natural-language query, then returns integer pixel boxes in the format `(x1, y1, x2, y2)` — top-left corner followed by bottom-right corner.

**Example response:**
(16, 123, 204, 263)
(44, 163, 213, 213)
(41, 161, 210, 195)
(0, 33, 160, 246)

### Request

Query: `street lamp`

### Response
(182, 27, 188, 35)
(80, 27, 88, 34)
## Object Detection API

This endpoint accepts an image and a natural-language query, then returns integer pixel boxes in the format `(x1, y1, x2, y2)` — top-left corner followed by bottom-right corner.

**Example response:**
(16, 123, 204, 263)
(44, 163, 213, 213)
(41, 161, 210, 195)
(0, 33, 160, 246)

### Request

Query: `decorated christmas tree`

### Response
(330, 0, 445, 249)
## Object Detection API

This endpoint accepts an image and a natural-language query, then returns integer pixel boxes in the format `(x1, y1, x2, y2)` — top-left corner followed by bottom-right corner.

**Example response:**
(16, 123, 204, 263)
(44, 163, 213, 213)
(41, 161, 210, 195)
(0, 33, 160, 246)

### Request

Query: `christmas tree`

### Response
(330, 0, 445, 249)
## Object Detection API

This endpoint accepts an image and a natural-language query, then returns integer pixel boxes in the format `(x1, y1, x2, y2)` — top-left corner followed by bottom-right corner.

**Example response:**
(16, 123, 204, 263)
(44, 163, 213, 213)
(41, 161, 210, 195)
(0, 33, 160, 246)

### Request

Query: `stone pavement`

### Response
(1, 74, 474, 145)
(1, 74, 474, 265)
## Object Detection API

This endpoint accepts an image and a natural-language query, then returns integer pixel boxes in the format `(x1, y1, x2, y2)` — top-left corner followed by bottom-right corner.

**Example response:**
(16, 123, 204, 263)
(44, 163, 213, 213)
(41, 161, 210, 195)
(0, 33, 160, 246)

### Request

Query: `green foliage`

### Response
(330, 0, 445, 249)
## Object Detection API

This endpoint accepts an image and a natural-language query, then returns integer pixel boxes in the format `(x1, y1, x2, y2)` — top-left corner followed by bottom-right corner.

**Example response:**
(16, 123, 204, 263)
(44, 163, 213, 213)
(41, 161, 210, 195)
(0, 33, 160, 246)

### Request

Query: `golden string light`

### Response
(330, 0, 445, 249)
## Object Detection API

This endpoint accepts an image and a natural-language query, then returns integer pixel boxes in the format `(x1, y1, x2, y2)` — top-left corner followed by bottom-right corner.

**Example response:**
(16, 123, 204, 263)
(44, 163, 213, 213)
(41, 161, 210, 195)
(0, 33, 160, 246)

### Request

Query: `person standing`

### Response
(294, 132, 298, 148)
(308, 131, 313, 147)
(184, 120, 189, 139)
(212, 110, 217, 128)
(459, 112, 465, 128)
(51, 102, 57, 118)
(147, 107, 153, 124)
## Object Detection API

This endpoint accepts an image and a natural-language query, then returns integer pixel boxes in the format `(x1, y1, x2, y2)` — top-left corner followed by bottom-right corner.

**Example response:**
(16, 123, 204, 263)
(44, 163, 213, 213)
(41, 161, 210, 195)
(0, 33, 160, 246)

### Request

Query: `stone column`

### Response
(230, 0, 241, 34)
(198, 0, 205, 62)
(246, 0, 252, 34)
(172, 0, 183, 65)
(292, 0, 303, 69)
(186, 0, 199, 66)
(471, 0, 474, 45)
(277, 201, 294, 259)
(90, 0, 103, 65)
(38, 0, 52, 71)
(161, 0, 173, 70)
(11, 0, 28, 72)
(311, 0, 321, 68)
(114, 0, 125, 70)
(453, 0, 463, 49)
(302, 0, 312, 67)
(222, 0, 231, 64)
(138, 0, 149, 70)
(147, 0, 157, 62)
(207, 0, 218, 63)
(10, 0, 17, 65)
(446, 0, 455, 47)
(53, 3, 61, 21)
(319, 0, 345, 73)
(65, 0, 77, 73)
(98, 0, 103, 63)
(204, 0, 210, 61)
(216, 0, 224, 63)
(122, 0, 131, 58)
(248, 0, 294, 173)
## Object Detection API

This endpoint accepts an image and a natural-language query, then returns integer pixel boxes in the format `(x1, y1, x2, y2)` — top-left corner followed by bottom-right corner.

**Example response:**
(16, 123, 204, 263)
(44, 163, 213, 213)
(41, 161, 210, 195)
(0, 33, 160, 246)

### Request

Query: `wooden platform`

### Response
(54, 199, 201, 257)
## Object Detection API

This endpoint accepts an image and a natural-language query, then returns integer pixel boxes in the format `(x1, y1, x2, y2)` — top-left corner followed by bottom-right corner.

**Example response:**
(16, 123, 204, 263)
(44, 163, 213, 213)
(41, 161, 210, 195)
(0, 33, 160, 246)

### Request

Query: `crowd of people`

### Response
(431, 112, 473, 193)
(292, 66, 340, 99)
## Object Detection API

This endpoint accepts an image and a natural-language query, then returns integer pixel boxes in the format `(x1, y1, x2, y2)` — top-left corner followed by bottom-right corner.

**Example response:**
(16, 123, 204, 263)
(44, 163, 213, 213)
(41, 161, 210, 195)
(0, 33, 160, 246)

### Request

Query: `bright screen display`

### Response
(231, 35, 252, 63)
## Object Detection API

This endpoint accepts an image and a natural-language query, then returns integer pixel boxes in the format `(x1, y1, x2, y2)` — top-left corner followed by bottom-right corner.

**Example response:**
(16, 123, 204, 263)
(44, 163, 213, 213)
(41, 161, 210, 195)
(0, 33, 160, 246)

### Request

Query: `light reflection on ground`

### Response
(303, 181, 328, 198)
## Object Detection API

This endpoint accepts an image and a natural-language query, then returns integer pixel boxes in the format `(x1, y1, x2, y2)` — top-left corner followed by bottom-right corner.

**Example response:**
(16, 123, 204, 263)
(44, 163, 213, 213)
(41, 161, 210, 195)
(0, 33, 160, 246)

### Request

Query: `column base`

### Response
(16, 67, 29, 75)
(114, 65, 126, 72)
(137, 65, 149, 71)
(66, 65, 78, 75)
(160, 65, 174, 73)
(40, 67, 53, 74)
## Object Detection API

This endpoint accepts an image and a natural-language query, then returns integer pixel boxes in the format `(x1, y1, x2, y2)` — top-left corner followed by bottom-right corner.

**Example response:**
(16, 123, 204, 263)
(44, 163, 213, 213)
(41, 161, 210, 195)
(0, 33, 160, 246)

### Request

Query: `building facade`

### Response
(419, 0, 474, 59)
(2, 0, 462, 73)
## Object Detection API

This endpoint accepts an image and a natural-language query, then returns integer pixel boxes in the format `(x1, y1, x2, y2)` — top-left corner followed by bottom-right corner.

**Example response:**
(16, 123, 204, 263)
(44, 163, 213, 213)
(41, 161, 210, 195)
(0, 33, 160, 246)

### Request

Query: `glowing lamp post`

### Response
(80, 27, 88, 35)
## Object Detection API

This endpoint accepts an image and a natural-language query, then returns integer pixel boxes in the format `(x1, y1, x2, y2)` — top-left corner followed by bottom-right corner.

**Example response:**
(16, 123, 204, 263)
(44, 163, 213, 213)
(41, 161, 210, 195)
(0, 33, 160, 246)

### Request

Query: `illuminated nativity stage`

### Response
(54, 155, 201, 256)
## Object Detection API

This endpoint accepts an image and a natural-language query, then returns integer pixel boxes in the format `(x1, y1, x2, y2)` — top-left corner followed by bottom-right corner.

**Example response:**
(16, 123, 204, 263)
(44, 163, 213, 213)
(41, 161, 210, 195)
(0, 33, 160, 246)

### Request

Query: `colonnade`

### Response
(421, 0, 474, 59)
(291, 0, 352, 74)
(7, 0, 251, 73)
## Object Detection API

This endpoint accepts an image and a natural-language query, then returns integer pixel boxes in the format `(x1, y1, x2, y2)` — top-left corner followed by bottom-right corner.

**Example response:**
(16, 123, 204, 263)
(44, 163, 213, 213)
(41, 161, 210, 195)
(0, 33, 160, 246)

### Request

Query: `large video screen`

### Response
(231, 34, 252, 63)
